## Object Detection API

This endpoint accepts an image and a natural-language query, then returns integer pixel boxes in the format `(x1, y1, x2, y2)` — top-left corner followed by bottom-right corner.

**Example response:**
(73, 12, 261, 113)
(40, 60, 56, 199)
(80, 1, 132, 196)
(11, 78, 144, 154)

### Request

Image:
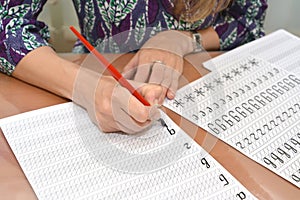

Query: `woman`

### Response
(0, 0, 268, 133)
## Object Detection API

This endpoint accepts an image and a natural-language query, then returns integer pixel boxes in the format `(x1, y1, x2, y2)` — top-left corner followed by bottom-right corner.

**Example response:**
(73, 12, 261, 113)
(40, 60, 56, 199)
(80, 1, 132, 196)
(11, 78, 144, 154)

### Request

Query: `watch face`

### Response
(192, 33, 203, 52)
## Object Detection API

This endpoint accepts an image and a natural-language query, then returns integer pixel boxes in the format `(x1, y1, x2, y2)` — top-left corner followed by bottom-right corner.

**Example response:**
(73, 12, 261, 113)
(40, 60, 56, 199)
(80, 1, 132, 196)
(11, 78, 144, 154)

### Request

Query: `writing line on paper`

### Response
(164, 55, 300, 188)
(0, 102, 255, 199)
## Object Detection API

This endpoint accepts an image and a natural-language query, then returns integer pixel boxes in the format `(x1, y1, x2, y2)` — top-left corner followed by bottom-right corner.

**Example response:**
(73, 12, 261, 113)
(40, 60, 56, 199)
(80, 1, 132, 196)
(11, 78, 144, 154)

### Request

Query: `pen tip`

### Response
(158, 118, 166, 127)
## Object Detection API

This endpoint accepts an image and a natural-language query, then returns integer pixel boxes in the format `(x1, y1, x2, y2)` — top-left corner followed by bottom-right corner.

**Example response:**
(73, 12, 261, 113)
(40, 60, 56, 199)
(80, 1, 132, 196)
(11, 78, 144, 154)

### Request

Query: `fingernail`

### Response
(168, 92, 175, 99)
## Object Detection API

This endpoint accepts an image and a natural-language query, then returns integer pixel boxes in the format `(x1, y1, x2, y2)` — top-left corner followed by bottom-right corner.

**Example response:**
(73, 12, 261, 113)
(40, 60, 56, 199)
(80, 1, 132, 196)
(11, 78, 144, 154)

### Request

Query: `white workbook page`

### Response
(204, 29, 300, 77)
(0, 102, 255, 200)
(164, 56, 300, 188)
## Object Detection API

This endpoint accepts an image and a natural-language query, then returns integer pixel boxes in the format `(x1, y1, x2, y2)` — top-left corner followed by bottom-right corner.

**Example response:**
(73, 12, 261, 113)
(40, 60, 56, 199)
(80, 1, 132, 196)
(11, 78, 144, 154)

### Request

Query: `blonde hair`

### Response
(173, 0, 232, 22)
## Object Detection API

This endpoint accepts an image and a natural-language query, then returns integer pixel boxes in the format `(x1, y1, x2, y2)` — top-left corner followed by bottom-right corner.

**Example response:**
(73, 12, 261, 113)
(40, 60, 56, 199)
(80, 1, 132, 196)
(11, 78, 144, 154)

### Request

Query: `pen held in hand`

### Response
(69, 26, 151, 106)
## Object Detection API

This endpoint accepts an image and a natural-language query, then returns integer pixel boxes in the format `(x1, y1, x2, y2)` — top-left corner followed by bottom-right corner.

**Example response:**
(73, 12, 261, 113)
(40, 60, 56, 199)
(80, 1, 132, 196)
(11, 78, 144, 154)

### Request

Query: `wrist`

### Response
(142, 30, 194, 57)
(192, 27, 220, 51)
(190, 30, 203, 53)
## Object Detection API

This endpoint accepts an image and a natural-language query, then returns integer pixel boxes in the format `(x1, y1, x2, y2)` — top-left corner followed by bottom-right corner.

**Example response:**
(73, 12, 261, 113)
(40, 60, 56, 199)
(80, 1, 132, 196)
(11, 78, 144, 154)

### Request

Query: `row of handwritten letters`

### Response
(165, 54, 300, 188)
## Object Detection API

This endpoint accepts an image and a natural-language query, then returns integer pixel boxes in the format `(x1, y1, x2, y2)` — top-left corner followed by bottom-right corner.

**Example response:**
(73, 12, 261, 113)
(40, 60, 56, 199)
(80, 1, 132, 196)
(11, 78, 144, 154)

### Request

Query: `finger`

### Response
(158, 86, 168, 104)
(115, 109, 152, 134)
(134, 63, 152, 82)
(160, 65, 173, 89)
(168, 68, 181, 99)
(127, 97, 160, 123)
(148, 62, 165, 85)
(111, 94, 148, 133)
(112, 84, 160, 123)
(126, 80, 166, 105)
(142, 84, 167, 105)
(113, 95, 160, 134)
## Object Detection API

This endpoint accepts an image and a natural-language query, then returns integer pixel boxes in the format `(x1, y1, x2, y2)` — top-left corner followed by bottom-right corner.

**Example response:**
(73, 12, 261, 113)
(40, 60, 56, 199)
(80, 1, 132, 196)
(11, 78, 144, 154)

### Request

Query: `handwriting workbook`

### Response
(164, 32, 300, 188)
(0, 103, 255, 199)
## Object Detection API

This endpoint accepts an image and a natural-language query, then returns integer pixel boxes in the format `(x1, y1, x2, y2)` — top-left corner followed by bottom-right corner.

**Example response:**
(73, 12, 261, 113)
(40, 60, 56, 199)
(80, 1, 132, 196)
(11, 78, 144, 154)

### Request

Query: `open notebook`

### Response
(0, 103, 255, 199)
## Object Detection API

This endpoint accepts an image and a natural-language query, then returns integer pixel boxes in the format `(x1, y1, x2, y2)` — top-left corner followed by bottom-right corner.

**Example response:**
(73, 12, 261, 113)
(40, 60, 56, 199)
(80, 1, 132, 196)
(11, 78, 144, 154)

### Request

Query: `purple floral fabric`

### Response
(0, 0, 268, 75)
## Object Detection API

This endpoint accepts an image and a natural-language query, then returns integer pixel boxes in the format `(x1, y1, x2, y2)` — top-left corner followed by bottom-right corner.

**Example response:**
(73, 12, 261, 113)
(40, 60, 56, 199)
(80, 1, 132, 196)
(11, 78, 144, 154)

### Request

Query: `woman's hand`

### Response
(123, 30, 194, 100)
(72, 67, 162, 134)
(124, 49, 183, 100)
(94, 76, 162, 134)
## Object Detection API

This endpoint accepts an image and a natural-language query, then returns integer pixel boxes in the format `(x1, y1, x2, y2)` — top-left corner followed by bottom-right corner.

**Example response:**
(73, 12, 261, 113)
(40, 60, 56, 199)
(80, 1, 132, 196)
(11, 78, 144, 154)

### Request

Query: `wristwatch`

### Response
(191, 30, 203, 53)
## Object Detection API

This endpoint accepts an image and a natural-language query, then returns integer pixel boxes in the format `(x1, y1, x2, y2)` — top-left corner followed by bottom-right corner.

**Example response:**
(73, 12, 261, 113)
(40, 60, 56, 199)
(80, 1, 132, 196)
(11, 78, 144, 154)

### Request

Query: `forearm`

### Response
(197, 27, 220, 51)
(12, 46, 79, 99)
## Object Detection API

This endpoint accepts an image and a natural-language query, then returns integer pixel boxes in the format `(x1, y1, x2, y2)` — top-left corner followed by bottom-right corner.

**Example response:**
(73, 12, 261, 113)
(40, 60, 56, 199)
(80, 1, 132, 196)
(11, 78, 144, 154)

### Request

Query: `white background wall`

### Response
(264, 0, 300, 36)
(38, 0, 78, 52)
(38, 0, 300, 52)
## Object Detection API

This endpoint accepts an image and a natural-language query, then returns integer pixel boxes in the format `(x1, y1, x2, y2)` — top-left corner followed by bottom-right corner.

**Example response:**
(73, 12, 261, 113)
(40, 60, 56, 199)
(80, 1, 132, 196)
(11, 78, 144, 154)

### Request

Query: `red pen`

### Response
(69, 26, 150, 106)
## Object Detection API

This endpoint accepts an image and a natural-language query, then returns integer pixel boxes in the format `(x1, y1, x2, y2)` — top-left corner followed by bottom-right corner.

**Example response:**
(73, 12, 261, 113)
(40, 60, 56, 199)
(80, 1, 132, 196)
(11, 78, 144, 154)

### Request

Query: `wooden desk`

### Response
(0, 53, 299, 200)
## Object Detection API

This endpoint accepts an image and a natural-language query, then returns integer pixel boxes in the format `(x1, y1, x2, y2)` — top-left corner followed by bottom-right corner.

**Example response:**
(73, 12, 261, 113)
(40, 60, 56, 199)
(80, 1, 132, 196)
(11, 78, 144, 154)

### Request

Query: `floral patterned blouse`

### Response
(0, 0, 268, 75)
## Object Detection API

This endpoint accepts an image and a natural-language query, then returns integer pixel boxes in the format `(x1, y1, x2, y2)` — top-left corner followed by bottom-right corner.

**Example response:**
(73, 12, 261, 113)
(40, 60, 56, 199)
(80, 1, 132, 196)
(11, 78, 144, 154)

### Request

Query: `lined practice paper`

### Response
(204, 30, 300, 77)
(0, 102, 255, 200)
(164, 56, 300, 188)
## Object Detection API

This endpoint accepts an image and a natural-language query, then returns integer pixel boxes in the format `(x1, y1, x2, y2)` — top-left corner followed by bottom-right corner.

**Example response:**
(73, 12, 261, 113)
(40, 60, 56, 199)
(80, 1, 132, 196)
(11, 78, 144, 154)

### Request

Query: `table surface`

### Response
(0, 52, 299, 200)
